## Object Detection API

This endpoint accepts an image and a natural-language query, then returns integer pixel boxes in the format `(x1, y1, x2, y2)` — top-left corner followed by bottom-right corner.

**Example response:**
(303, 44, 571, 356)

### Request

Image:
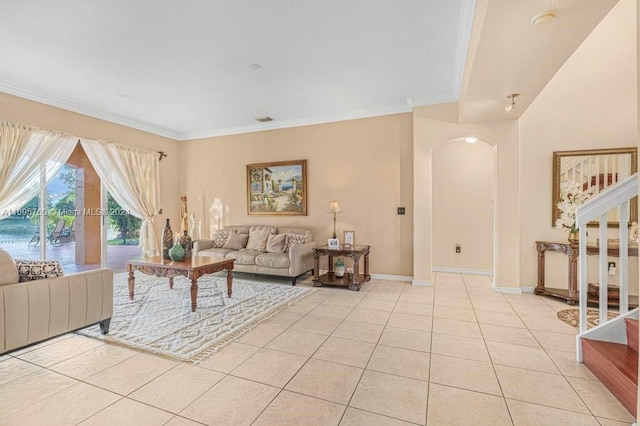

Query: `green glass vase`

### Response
(169, 242, 185, 261)
(334, 257, 345, 277)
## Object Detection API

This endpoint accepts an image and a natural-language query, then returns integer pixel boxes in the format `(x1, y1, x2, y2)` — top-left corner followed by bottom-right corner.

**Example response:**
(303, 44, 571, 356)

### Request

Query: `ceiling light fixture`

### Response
(505, 93, 520, 112)
(531, 10, 557, 26)
(464, 137, 478, 144)
(255, 116, 273, 122)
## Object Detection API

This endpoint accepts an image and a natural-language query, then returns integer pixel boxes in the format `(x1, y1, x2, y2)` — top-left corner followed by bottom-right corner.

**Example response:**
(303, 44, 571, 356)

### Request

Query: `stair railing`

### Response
(575, 174, 638, 359)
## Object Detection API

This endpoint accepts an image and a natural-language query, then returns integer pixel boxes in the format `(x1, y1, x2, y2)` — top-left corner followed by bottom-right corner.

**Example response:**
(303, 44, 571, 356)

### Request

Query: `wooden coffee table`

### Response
(125, 256, 234, 312)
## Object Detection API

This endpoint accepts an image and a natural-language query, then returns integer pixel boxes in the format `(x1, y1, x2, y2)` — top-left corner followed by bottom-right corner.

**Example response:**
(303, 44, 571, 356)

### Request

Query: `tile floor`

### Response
(0, 272, 635, 425)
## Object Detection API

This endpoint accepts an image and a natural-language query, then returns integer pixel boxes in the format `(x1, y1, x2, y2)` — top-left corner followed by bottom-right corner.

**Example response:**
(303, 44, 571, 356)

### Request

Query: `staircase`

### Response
(582, 318, 638, 416)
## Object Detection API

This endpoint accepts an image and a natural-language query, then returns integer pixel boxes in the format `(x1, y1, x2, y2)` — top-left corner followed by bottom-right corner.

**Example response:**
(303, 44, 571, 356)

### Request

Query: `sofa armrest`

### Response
(193, 239, 214, 255)
(288, 241, 317, 276)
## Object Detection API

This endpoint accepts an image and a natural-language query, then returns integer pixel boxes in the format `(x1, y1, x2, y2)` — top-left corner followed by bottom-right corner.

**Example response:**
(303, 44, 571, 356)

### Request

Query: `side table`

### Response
(312, 244, 371, 291)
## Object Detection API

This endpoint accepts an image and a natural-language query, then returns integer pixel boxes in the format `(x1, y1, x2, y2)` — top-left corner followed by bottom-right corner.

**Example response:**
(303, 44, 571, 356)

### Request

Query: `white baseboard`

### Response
(412, 279, 432, 287)
(370, 273, 413, 282)
(492, 285, 522, 295)
(520, 286, 536, 294)
(432, 267, 493, 277)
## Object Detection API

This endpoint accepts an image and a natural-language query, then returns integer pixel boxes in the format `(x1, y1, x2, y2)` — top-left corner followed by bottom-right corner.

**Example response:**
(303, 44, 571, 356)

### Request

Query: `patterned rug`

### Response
(557, 308, 618, 329)
(79, 272, 313, 363)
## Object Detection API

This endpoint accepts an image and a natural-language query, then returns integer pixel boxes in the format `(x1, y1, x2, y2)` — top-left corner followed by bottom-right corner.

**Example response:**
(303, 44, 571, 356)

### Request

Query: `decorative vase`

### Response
(169, 242, 185, 261)
(334, 257, 345, 277)
(568, 229, 579, 244)
(162, 219, 173, 259)
(179, 231, 193, 259)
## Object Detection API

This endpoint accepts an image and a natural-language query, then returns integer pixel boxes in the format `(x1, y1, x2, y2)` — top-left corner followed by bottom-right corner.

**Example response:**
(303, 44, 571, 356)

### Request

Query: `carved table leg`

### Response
(226, 269, 233, 298)
(169, 276, 174, 290)
(535, 248, 545, 295)
(312, 250, 321, 287)
(190, 279, 198, 312)
(128, 270, 135, 300)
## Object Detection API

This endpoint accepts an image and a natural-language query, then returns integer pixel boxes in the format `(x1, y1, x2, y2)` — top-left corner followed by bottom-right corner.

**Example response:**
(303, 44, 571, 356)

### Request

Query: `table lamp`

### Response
(328, 200, 341, 239)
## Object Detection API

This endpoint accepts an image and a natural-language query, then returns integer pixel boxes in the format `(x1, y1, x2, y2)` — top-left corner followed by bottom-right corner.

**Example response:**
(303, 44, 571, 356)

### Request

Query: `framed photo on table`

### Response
(343, 230, 355, 248)
(327, 238, 340, 249)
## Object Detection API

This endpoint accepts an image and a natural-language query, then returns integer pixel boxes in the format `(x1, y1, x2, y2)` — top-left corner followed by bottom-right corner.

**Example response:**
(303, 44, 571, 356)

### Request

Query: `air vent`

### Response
(255, 116, 273, 123)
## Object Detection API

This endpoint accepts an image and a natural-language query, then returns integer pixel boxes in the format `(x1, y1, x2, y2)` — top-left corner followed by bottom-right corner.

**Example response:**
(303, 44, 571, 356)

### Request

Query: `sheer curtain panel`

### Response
(0, 121, 77, 219)
(80, 139, 161, 256)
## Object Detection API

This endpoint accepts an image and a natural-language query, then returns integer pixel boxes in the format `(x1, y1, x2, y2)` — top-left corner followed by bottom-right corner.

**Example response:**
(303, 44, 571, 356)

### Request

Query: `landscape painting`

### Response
(247, 159, 307, 215)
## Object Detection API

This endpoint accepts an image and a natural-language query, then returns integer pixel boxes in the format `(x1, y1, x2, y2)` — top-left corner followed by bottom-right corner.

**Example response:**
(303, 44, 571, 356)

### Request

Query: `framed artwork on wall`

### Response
(247, 159, 307, 215)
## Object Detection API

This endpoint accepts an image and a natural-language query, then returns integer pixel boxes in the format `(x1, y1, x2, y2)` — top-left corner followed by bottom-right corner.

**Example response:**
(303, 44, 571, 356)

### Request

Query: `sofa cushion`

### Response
(198, 247, 234, 260)
(246, 226, 275, 251)
(212, 229, 233, 248)
(0, 248, 19, 285)
(226, 250, 261, 265)
(223, 233, 249, 250)
(16, 260, 65, 282)
(285, 232, 307, 251)
(255, 252, 290, 268)
(266, 233, 287, 253)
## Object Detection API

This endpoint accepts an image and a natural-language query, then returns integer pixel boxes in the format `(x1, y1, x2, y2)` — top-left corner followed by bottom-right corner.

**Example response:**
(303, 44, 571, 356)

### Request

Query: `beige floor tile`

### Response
(181, 375, 279, 426)
(429, 354, 501, 396)
(164, 416, 203, 426)
(506, 399, 600, 426)
(512, 304, 559, 317)
(432, 317, 483, 339)
(356, 298, 396, 312)
(332, 321, 385, 344)
(427, 383, 511, 426)
(364, 290, 402, 302)
(322, 295, 363, 309)
(0, 382, 120, 426)
(519, 316, 577, 334)
(398, 291, 433, 305)
(434, 289, 468, 300)
(304, 292, 334, 304)
(313, 337, 376, 368)
(0, 369, 77, 419)
(346, 308, 392, 325)
(471, 300, 515, 313)
(0, 357, 42, 386)
(260, 310, 304, 328)
(530, 329, 577, 352)
(392, 301, 433, 317)
(378, 327, 431, 352)
(285, 358, 363, 404)
(479, 323, 540, 347)
(254, 390, 346, 425)
(367, 345, 430, 381)
(235, 324, 285, 347)
(432, 305, 477, 322)
(431, 332, 490, 362)
(16, 335, 103, 367)
(350, 370, 428, 425)
(84, 353, 177, 395)
(290, 314, 343, 335)
(504, 294, 550, 306)
(546, 349, 597, 380)
(196, 342, 260, 373)
(596, 417, 636, 426)
(9, 334, 73, 356)
(231, 347, 307, 387)
(49, 344, 139, 380)
(433, 296, 473, 309)
(80, 397, 173, 425)
(265, 329, 327, 356)
(387, 312, 432, 332)
(129, 364, 225, 413)
(282, 300, 319, 315)
(475, 309, 526, 328)
(566, 376, 635, 422)
(486, 341, 560, 374)
(310, 303, 355, 320)
(339, 407, 414, 425)
(495, 365, 589, 413)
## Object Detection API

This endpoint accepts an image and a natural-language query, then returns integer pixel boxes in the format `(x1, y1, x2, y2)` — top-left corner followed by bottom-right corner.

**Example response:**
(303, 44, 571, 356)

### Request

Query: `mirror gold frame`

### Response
(552, 147, 637, 228)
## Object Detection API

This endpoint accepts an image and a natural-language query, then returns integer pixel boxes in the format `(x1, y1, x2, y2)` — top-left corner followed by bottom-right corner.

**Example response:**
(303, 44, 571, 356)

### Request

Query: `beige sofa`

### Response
(193, 225, 316, 284)
(0, 249, 113, 354)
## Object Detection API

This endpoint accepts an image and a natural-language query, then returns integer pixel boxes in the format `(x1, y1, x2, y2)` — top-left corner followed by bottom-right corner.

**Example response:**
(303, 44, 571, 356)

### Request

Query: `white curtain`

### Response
(80, 139, 161, 257)
(0, 121, 77, 219)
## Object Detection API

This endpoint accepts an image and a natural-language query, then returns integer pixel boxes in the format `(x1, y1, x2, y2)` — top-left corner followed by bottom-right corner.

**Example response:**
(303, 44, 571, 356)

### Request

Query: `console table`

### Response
(535, 240, 638, 306)
(312, 244, 370, 291)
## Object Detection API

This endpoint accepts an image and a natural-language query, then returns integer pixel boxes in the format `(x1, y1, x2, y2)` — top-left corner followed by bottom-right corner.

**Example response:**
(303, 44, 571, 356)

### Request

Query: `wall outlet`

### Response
(455, 244, 461, 253)
(608, 262, 616, 276)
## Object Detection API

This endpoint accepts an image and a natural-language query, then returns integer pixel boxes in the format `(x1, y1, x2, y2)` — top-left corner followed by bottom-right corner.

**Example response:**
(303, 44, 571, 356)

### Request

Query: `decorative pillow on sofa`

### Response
(223, 233, 249, 251)
(266, 233, 287, 253)
(246, 226, 276, 251)
(212, 229, 233, 248)
(0, 248, 19, 285)
(285, 232, 307, 251)
(16, 259, 65, 282)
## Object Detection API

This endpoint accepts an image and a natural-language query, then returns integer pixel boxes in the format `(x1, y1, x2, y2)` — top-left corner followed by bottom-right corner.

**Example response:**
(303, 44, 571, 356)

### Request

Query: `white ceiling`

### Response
(0, 0, 475, 140)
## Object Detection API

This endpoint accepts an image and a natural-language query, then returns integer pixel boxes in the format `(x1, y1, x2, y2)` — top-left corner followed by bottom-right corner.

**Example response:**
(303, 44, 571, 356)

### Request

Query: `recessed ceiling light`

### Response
(531, 10, 557, 26)
(249, 63, 262, 70)
(464, 137, 478, 144)
(255, 116, 273, 122)
(118, 93, 130, 98)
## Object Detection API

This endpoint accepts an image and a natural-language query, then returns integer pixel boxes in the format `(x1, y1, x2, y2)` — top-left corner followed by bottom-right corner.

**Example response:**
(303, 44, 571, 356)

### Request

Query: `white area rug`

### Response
(79, 272, 313, 363)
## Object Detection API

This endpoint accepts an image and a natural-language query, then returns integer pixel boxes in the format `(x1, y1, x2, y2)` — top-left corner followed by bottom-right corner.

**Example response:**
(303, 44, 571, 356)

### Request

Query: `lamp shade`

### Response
(328, 200, 342, 213)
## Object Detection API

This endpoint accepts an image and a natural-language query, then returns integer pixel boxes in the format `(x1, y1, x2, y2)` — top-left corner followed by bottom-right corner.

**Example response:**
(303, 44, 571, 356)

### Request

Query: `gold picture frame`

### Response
(343, 230, 355, 247)
(247, 159, 307, 215)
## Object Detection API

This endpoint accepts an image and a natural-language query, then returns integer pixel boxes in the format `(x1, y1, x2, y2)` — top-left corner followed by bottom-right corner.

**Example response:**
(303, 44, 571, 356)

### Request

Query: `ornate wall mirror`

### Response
(552, 147, 637, 228)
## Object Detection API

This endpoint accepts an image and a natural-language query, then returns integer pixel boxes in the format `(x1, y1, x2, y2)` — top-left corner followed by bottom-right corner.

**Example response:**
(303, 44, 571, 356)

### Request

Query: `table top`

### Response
(314, 244, 370, 255)
(126, 255, 234, 270)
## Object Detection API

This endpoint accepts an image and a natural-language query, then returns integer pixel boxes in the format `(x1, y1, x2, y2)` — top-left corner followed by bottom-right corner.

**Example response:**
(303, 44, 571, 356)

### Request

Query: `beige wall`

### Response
(432, 140, 494, 271)
(181, 113, 414, 277)
(0, 92, 181, 242)
(519, 0, 637, 290)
